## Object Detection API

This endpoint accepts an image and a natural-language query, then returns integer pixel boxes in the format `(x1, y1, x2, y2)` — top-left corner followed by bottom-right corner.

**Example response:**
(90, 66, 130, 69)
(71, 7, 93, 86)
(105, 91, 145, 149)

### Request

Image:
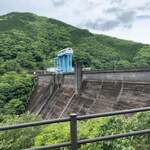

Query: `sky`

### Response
(0, 0, 150, 44)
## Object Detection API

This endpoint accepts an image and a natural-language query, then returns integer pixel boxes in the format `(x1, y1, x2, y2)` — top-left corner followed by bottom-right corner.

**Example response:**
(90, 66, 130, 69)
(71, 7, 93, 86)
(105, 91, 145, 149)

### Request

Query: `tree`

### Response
(133, 46, 150, 68)
(0, 60, 22, 74)
(3, 99, 25, 115)
(0, 72, 33, 115)
(116, 60, 133, 69)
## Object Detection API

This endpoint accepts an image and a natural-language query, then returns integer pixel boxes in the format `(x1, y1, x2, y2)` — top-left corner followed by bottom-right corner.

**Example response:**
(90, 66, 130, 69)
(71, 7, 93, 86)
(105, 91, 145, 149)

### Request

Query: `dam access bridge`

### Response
(27, 64, 150, 119)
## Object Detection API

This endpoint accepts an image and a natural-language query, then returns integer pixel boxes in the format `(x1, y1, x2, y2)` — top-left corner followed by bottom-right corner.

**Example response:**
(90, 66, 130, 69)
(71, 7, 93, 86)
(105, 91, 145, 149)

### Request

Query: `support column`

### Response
(67, 55, 70, 72)
(65, 55, 67, 72)
(75, 61, 82, 94)
(59, 56, 63, 71)
(62, 56, 65, 72)
(70, 54, 73, 72)
(58, 56, 61, 70)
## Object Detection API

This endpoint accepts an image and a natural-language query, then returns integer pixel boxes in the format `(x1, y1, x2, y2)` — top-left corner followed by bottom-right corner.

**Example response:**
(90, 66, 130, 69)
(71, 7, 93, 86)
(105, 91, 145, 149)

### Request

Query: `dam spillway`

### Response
(27, 70, 150, 119)
(63, 80, 150, 116)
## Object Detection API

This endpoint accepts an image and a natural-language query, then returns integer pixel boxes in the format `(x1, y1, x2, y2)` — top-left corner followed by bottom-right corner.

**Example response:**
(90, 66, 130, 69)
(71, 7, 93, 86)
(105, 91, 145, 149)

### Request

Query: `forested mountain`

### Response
(0, 12, 150, 73)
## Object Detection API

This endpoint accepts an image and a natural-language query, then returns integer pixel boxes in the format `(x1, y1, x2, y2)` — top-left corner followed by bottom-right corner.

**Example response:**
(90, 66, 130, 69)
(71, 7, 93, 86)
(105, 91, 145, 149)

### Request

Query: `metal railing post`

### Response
(70, 113, 78, 150)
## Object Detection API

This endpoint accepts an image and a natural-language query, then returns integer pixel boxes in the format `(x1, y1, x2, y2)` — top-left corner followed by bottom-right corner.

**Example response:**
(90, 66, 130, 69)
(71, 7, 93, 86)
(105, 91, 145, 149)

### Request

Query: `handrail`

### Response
(77, 106, 150, 120)
(78, 129, 150, 145)
(0, 117, 70, 131)
(1, 106, 150, 131)
(25, 142, 71, 150)
(0, 107, 150, 150)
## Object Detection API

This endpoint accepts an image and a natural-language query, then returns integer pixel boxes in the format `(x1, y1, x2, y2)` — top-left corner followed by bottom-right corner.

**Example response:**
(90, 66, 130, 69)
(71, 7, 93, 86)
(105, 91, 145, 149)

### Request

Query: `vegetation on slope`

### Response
(34, 112, 150, 150)
(0, 72, 33, 115)
(0, 113, 41, 150)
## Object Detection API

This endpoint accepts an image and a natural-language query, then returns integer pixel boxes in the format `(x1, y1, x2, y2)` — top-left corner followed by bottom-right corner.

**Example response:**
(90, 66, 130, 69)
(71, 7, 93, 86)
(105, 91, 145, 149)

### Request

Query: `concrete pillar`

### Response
(62, 55, 65, 72)
(75, 61, 82, 94)
(67, 55, 70, 72)
(58, 56, 61, 70)
(58, 56, 63, 69)
(70, 54, 73, 72)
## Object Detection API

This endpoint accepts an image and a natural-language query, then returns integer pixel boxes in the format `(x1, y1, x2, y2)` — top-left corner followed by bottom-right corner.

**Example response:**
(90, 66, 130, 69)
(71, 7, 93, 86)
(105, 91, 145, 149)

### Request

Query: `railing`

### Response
(0, 107, 150, 150)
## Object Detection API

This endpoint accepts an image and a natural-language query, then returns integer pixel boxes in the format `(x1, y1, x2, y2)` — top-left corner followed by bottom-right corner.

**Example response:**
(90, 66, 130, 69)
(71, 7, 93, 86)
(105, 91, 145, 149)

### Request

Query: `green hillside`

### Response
(0, 12, 150, 73)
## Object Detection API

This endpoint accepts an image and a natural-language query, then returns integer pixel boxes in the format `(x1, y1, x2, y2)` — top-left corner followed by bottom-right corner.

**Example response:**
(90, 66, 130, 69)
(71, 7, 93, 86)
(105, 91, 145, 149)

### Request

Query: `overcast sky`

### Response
(0, 0, 150, 44)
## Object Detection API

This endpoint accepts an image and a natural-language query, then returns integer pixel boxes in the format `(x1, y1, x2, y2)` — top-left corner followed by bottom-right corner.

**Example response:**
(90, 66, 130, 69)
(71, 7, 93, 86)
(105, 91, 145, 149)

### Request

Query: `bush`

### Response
(34, 112, 150, 150)
(0, 72, 33, 115)
(3, 99, 25, 115)
(0, 113, 41, 150)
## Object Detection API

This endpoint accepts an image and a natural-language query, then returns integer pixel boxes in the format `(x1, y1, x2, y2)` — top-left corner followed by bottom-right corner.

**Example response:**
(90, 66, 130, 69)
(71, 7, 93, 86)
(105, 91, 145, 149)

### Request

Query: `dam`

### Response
(27, 68, 150, 119)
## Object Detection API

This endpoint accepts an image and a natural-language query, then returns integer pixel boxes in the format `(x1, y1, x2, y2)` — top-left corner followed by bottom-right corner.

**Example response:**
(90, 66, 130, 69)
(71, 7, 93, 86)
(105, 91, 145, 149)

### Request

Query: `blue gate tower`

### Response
(55, 48, 73, 73)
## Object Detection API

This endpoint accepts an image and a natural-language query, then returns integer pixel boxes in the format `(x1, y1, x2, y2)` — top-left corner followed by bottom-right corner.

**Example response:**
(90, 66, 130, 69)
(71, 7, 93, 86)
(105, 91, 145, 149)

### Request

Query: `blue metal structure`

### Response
(55, 48, 73, 73)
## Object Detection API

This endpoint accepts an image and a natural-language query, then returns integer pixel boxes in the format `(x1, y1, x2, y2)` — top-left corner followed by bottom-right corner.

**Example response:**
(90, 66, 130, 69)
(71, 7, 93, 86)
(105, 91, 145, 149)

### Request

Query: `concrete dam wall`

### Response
(27, 74, 75, 119)
(63, 80, 150, 117)
(27, 75, 56, 115)
(27, 70, 150, 119)
(83, 70, 150, 81)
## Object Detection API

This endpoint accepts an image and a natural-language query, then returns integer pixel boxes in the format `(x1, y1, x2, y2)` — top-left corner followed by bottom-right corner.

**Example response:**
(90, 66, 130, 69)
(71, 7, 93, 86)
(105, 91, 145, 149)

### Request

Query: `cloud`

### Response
(82, 0, 150, 31)
(136, 15, 150, 20)
(117, 10, 136, 26)
(137, 1, 150, 10)
(98, 20, 120, 31)
(82, 10, 136, 31)
(84, 19, 119, 31)
(0, 0, 51, 16)
(105, 7, 123, 15)
(110, 0, 124, 5)
(50, 0, 68, 7)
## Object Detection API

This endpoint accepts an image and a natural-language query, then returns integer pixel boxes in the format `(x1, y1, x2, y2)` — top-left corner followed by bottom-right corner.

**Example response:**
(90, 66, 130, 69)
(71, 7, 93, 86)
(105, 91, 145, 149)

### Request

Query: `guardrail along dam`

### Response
(27, 69, 150, 119)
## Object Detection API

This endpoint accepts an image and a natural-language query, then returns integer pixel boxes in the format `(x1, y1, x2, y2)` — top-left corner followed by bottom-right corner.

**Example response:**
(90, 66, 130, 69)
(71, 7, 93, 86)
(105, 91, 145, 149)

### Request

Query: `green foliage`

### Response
(34, 112, 150, 150)
(0, 72, 33, 115)
(116, 60, 133, 69)
(35, 123, 70, 146)
(0, 113, 41, 150)
(133, 46, 150, 68)
(3, 99, 25, 115)
(0, 60, 22, 74)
